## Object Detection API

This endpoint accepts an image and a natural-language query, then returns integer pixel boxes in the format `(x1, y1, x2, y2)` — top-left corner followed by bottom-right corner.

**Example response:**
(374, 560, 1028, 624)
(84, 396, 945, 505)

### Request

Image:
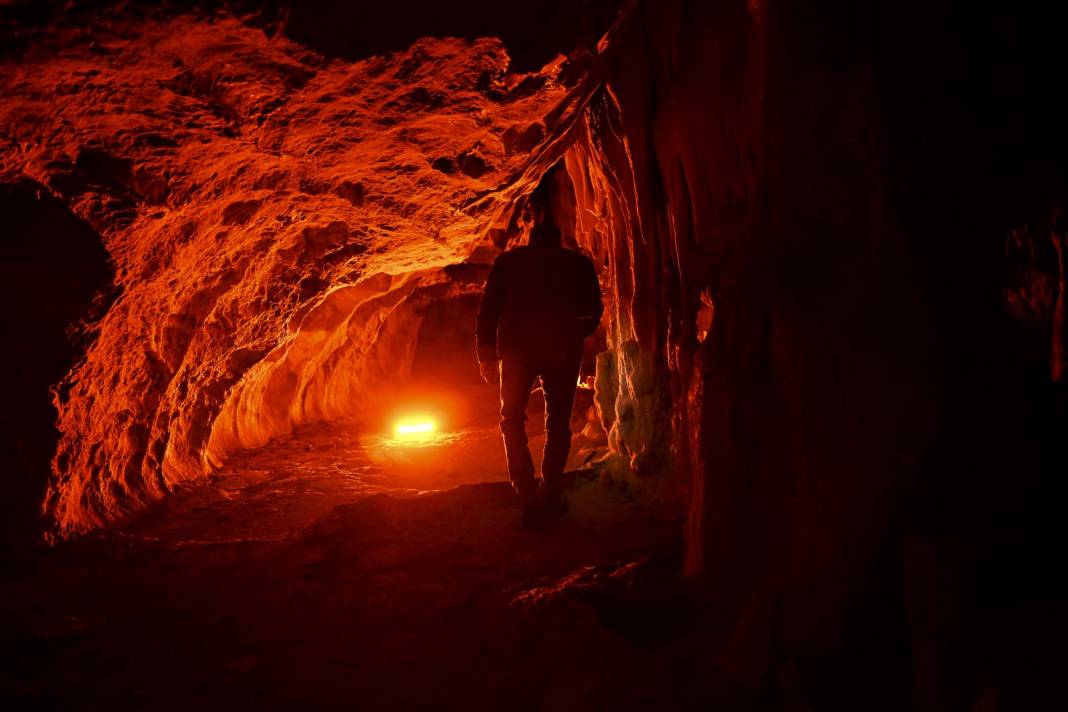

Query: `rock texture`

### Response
(581, 1, 1068, 706)
(1, 6, 578, 538)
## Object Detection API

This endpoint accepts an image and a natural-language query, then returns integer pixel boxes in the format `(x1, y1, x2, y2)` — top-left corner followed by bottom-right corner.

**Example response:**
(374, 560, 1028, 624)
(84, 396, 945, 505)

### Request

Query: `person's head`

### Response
(529, 221, 561, 248)
(523, 181, 551, 226)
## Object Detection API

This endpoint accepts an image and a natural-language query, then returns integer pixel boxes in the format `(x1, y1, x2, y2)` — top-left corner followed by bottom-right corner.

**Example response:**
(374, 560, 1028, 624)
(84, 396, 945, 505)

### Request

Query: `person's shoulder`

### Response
(497, 245, 536, 262)
(493, 246, 526, 265)
(564, 247, 596, 269)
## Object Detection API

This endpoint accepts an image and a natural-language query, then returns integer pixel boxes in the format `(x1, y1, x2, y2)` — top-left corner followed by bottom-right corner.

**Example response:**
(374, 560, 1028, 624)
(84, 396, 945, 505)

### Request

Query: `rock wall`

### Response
(204, 266, 489, 464)
(576, 0, 1067, 705)
(0, 5, 575, 539)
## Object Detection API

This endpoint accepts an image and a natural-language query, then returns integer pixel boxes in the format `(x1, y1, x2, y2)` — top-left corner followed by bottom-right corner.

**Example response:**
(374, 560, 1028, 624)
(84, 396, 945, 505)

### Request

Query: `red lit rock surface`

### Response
(1, 9, 574, 538)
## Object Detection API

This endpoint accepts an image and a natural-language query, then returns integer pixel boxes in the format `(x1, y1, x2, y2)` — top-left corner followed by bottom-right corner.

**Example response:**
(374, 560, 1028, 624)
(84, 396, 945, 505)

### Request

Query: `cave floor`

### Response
(1, 415, 699, 710)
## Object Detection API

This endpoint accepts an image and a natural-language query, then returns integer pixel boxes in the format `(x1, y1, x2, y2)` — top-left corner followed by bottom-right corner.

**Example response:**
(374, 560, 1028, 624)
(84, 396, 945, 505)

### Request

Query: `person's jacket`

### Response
(476, 243, 603, 363)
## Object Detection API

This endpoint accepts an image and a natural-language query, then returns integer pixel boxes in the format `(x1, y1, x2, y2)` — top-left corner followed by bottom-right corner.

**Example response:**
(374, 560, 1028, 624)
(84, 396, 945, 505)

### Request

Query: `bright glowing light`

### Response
(396, 421, 434, 435)
(393, 417, 438, 440)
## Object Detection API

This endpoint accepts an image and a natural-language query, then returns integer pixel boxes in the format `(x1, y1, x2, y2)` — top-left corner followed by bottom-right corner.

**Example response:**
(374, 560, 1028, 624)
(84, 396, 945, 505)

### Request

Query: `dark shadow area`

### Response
(279, 0, 621, 72)
(868, 5, 1068, 706)
(0, 181, 113, 557)
(0, 421, 683, 710)
(410, 293, 483, 387)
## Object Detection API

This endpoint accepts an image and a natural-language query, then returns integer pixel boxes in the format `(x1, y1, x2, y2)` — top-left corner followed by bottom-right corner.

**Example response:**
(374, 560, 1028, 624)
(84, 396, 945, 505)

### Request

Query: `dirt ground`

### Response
(1, 405, 707, 711)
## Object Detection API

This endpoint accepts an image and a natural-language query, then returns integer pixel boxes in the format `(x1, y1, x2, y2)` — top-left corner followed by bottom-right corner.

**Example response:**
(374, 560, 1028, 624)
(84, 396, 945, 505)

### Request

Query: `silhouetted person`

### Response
(476, 220, 603, 521)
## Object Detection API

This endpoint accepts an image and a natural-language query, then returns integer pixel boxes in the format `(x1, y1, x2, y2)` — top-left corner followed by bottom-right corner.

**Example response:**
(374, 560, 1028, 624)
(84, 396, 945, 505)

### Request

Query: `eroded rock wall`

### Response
(557, 3, 950, 700)
(1, 6, 573, 538)
(581, 0, 1066, 704)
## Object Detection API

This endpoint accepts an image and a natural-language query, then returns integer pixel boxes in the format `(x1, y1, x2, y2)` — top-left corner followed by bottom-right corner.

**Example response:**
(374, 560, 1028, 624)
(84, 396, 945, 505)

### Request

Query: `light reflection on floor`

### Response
(122, 387, 595, 546)
(118, 421, 508, 545)
(374, 430, 461, 449)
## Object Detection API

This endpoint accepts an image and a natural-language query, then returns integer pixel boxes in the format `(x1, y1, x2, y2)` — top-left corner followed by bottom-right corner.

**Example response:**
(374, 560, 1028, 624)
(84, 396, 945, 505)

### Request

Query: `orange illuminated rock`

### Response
(0, 11, 574, 538)
(0, 1, 666, 546)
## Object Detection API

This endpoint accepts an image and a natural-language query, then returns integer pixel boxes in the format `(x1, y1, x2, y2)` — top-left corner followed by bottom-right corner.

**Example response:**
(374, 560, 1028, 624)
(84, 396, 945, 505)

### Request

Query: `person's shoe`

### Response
(537, 480, 568, 522)
(514, 481, 540, 525)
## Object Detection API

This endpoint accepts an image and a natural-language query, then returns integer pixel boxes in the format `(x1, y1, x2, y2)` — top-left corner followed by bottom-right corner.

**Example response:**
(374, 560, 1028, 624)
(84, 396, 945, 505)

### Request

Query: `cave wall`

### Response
(577, 0, 1067, 705)
(0, 6, 574, 539)
(204, 265, 489, 465)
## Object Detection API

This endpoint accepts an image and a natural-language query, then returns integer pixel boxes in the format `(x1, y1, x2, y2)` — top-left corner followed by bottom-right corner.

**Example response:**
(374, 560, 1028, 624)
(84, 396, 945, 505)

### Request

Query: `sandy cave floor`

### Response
(1, 397, 703, 710)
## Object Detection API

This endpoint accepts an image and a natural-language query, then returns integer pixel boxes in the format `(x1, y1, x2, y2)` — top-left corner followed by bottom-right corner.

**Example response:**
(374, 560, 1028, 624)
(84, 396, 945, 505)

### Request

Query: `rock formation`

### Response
(1, 6, 579, 538)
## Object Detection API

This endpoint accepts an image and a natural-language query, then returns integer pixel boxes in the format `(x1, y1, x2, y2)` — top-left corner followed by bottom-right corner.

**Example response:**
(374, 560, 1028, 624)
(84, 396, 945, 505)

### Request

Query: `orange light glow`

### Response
(393, 417, 438, 440)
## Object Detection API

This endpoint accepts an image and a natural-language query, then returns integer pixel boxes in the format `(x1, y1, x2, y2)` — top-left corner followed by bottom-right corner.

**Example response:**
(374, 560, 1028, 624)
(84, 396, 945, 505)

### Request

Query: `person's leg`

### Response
(498, 357, 537, 493)
(539, 358, 582, 495)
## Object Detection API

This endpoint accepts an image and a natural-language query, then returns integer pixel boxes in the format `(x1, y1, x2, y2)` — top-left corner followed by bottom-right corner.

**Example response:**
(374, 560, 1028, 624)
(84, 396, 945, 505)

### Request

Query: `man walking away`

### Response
(476, 219, 603, 523)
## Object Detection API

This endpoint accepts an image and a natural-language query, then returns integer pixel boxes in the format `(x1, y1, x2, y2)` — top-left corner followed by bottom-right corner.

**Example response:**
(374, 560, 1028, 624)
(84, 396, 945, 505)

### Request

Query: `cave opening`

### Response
(195, 150, 631, 525)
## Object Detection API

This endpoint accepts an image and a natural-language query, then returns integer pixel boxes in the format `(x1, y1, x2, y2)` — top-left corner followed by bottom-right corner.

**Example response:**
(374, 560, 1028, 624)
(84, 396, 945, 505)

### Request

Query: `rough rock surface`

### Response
(0, 7, 575, 538)
(583, 2, 1068, 706)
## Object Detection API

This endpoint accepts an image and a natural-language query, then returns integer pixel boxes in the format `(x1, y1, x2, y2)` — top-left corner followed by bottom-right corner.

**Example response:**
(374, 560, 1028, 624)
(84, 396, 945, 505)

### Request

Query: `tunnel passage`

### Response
(0, 0, 691, 550)
(203, 263, 496, 466)
(0, 6, 662, 542)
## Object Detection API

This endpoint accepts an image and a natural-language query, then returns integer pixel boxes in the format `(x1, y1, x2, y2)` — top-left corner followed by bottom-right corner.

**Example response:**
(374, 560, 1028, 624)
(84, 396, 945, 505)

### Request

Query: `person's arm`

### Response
(577, 257, 604, 337)
(476, 256, 507, 367)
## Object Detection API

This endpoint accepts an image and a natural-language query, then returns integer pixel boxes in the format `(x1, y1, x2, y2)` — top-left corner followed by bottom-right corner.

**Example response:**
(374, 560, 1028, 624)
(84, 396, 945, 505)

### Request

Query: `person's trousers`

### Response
(499, 355, 581, 494)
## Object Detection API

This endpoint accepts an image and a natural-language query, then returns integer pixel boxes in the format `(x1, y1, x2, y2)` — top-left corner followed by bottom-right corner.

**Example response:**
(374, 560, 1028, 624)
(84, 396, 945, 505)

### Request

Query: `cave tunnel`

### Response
(2, 0, 1067, 709)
